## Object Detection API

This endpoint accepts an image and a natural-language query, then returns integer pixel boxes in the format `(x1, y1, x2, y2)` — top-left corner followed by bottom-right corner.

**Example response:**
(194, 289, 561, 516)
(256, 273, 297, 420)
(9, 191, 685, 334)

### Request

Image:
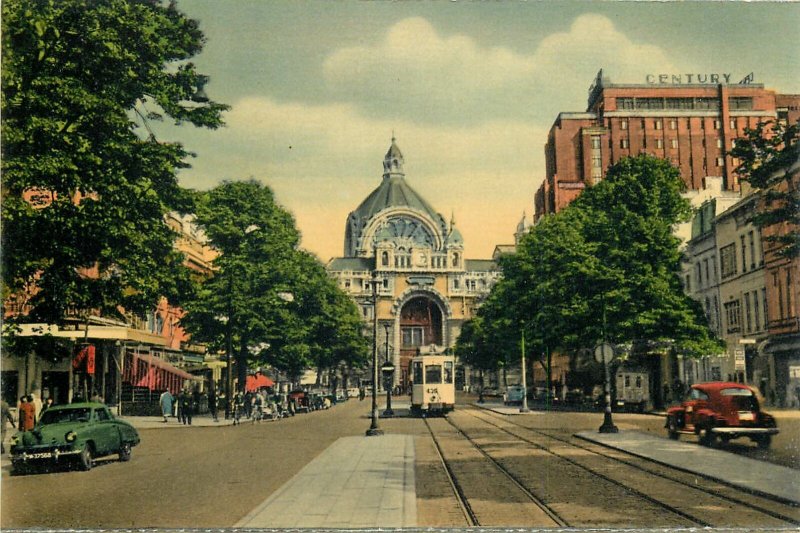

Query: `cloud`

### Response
(183, 95, 544, 261)
(323, 14, 680, 124)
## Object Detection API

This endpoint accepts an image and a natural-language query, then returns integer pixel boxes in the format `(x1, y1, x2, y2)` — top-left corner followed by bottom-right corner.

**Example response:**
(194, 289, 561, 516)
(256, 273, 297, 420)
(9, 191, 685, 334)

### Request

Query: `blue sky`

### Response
(151, 1, 800, 262)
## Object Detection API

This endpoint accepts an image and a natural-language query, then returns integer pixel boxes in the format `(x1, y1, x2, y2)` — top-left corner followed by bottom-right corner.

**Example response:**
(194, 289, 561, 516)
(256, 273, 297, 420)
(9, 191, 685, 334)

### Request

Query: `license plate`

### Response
(738, 411, 755, 421)
(28, 452, 54, 459)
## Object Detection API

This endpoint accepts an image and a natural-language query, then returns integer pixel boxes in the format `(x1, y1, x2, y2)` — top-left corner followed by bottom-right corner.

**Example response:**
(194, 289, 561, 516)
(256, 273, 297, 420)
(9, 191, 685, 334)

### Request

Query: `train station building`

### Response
(326, 138, 500, 390)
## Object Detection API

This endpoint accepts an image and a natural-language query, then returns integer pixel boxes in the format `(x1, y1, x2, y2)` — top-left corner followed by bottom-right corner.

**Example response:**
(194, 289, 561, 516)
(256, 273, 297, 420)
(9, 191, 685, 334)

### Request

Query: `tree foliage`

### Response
(1, 0, 229, 322)
(730, 119, 800, 258)
(461, 155, 723, 371)
(181, 181, 368, 389)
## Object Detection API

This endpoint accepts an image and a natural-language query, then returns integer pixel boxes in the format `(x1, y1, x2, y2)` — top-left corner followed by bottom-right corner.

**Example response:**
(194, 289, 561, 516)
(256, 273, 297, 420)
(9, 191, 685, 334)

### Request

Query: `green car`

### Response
(10, 402, 140, 474)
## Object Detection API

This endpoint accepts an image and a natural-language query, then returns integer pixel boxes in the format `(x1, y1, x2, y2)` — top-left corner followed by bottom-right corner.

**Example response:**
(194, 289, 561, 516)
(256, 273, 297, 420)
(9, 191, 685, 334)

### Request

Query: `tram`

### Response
(410, 352, 456, 416)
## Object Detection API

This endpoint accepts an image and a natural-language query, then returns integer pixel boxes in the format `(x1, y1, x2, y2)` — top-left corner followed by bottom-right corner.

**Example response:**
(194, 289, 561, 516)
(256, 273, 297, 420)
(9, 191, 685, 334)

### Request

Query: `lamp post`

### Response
(520, 329, 530, 413)
(366, 271, 383, 436)
(596, 342, 618, 433)
(383, 323, 394, 417)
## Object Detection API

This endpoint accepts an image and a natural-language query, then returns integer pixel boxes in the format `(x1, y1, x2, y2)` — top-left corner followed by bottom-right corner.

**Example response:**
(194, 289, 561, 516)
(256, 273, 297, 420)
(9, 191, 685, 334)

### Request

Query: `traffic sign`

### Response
(594, 343, 614, 364)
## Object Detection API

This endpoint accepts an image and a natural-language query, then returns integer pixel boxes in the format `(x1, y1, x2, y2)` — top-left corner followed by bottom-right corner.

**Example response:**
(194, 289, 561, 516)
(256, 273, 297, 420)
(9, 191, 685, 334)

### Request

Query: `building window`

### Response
(381, 251, 389, 266)
(618, 97, 634, 110)
(729, 97, 753, 110)
(720, 243, 737, 279)
(383, 278, 389, 289)
(670, 139, 678, 149)
(620, 120, 628, 130)
(656, 138, 663, 149)
(731, 139, 736, 149)
(730, 118, 737, 130)
(684, 275, 691, 292)
(740, 235, 747, 273)
(402, 327, 424, 347)
(620, 139, 629, 149)
(725, 300, 742, 333)
(744, 292, 752, 333)
(762, 287, 769, 326)
(748, 231, 755, 269)
(591, 156, 602, 169)
(453, 278, 460, 290)
(696, 262, 703, 288)
(787, 268, 794, 317)
(753, 290, 761, 331)
(704, 258, 710, 284)
(775, 272, 784, 319)
(654, 120, 663, 130)
(591, 136, 601, 149)
(714, 120, 722, 130)
(716, 157, 725, 167)
(669, 119, 678, 130)
(452, 253, 460, 267)
(716, 138, 723, 149)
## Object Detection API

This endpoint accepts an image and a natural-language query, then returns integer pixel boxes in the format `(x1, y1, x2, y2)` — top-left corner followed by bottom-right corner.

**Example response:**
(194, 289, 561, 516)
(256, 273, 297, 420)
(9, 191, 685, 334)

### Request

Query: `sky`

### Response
(151, 0, 800, 263)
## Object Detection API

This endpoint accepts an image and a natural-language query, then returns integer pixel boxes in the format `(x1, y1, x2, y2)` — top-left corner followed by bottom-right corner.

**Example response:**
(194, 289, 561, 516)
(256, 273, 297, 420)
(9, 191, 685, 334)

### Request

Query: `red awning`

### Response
(123, 351, 199, 394)
(245, 373, 274, 392)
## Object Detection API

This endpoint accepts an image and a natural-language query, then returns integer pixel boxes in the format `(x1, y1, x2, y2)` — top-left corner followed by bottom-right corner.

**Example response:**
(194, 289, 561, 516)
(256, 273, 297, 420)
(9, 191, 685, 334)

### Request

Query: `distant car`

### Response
(346, 387, 360, 398)
(503, 385, 526, 405)
(10, 402, 140, 475)
(665, 382, 778, 448)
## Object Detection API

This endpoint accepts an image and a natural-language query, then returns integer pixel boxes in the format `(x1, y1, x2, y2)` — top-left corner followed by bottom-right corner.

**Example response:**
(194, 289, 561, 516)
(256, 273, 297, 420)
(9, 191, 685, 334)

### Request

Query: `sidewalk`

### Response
(118, 414, 235, 429)
(235, 434, 417, 528)
(577, 430, 800, 504)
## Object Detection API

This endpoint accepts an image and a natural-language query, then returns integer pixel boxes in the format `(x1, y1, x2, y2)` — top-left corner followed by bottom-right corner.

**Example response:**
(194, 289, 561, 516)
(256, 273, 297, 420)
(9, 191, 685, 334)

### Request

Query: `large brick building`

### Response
(534, 70, 800, 224)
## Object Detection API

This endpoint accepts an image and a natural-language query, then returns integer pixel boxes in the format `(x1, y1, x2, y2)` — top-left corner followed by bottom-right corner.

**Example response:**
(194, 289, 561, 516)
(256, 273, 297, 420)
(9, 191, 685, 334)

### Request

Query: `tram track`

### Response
(423, 416, 566, 527)
(463, 406, 800, 528)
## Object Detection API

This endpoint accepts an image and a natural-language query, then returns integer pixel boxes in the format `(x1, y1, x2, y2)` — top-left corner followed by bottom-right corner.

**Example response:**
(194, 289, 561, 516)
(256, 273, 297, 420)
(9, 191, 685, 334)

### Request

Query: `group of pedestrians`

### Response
(159, 388, 206, 425)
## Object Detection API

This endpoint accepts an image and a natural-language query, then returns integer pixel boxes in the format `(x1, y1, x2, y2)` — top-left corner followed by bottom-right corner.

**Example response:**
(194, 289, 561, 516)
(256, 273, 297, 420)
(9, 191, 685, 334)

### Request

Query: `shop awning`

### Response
(123, 350, 201, 394)
(246, 373, 275, 392)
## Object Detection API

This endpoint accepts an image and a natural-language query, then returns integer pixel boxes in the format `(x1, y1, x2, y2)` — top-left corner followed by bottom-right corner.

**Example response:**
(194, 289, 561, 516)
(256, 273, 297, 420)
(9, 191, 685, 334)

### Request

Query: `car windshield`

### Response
(39, 407, 92, 425)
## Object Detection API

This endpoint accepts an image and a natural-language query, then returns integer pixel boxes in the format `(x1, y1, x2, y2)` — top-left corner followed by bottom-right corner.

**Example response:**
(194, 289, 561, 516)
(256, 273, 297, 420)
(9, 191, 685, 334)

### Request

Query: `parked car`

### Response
(10, 402, 140, 475)
(503, 385, 526, 405)
(346, 387, 360, 399)
(665, 382, 779, 448)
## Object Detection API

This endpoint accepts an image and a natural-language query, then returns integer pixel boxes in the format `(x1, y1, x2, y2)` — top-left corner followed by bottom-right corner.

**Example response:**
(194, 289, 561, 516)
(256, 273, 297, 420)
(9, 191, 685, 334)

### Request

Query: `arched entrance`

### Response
(398, 296, 443, 388)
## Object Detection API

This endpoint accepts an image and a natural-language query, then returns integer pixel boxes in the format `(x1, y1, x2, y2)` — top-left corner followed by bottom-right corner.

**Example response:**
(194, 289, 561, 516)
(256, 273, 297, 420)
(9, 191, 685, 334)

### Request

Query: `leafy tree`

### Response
(181, 180, 368, 392)
(468, 155, 723, 370)
(1, 0, 228, 323)
(730, 119, 800, 258)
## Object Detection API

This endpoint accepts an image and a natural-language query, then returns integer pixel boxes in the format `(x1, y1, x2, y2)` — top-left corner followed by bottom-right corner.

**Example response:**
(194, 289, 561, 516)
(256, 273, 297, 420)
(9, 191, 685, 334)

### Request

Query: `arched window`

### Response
(452, 253, 460, 267)
(381, 251, 389, 266)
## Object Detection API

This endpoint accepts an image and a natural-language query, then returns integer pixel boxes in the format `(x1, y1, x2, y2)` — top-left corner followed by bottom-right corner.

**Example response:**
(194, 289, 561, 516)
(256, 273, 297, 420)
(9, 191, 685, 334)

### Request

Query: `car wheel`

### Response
(78, 443, 94, 471)
(118, 442, 132, 462)
(756, 435, 772, 450)
(698, 424, 715, 447)
(667, 416, 680, 440)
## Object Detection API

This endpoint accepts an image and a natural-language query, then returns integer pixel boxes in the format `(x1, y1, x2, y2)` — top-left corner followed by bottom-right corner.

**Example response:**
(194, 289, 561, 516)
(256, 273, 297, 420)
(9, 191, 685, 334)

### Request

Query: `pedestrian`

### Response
(208, 388, 218, 422)
(159, 390, 174, 423)
(183, 390, 194, 425)
(233, 392, 244, 425)
(41, 397, 54, 414)
(18, 395, 36, 431)
(176, 390, 186, 424)
(359, 386, 365, 401)
(253, 392, 263, 422)
(1, 399, 16, 454)
(30, 390, 43, 420)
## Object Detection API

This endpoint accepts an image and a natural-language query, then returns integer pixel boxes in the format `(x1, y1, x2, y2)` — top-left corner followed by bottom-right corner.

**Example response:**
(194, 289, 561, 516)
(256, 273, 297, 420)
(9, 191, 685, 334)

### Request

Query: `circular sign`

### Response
(594, 343, 614, 364)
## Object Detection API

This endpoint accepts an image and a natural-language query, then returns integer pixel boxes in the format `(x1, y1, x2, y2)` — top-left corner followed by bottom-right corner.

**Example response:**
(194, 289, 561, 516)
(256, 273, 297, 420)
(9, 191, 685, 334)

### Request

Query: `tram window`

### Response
(444, 361, 453, 384)
(413, 361, 423, 383)
(425, 365, 442, 384)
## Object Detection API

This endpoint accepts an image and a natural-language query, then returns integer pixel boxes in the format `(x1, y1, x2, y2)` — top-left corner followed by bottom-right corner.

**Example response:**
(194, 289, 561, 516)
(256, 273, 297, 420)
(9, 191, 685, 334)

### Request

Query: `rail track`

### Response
(459, 405, 799, 528)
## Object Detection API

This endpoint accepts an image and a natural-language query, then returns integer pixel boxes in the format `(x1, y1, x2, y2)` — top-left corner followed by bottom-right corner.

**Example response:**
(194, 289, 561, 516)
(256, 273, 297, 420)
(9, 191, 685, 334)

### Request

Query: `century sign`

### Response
(646, 73, 734, 85)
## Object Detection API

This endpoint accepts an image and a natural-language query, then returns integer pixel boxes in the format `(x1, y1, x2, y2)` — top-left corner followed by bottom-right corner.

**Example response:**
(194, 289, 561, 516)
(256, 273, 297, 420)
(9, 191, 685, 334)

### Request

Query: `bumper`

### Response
(11, 447, 82, 463)
(711, 427, 779, 435)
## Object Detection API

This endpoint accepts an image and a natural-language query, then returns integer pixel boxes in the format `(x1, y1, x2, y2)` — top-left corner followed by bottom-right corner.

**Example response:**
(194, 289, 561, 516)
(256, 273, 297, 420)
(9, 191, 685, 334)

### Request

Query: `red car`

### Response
(665, 382, 778, 448)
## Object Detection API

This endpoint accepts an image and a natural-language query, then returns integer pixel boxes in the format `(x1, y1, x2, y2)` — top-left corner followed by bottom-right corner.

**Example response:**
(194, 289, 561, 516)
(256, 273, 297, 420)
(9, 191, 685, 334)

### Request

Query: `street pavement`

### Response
(4, 398, 798, 528)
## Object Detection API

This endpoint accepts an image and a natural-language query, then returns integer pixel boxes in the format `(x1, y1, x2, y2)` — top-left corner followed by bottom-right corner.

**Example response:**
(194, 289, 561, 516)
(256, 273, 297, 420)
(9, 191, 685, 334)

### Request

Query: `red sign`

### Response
(72, 345, 96, 374)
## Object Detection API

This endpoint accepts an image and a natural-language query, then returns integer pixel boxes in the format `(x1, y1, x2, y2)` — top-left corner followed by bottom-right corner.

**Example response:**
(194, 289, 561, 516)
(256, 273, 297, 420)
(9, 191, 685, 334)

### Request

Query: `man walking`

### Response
(18, 396, 36, 431)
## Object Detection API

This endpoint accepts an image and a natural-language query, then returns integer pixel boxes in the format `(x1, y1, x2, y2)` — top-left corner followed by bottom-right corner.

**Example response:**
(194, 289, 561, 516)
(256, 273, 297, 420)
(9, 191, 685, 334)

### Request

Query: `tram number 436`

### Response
(426, 387, 439, 394)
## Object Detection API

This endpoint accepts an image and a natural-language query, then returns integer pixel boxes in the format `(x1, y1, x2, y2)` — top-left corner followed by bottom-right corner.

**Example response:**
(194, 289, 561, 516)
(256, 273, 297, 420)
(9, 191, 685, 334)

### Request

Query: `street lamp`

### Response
(596, 342, 618, 433)
(383, 323, 394, 417)
(520, 329, 530, 413)
(366, 271, 383, 436)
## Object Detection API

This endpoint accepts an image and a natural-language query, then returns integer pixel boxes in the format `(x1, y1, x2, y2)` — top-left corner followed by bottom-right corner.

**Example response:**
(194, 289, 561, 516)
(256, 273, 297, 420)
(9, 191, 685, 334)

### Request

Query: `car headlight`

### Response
(65, 431, 77, 442)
